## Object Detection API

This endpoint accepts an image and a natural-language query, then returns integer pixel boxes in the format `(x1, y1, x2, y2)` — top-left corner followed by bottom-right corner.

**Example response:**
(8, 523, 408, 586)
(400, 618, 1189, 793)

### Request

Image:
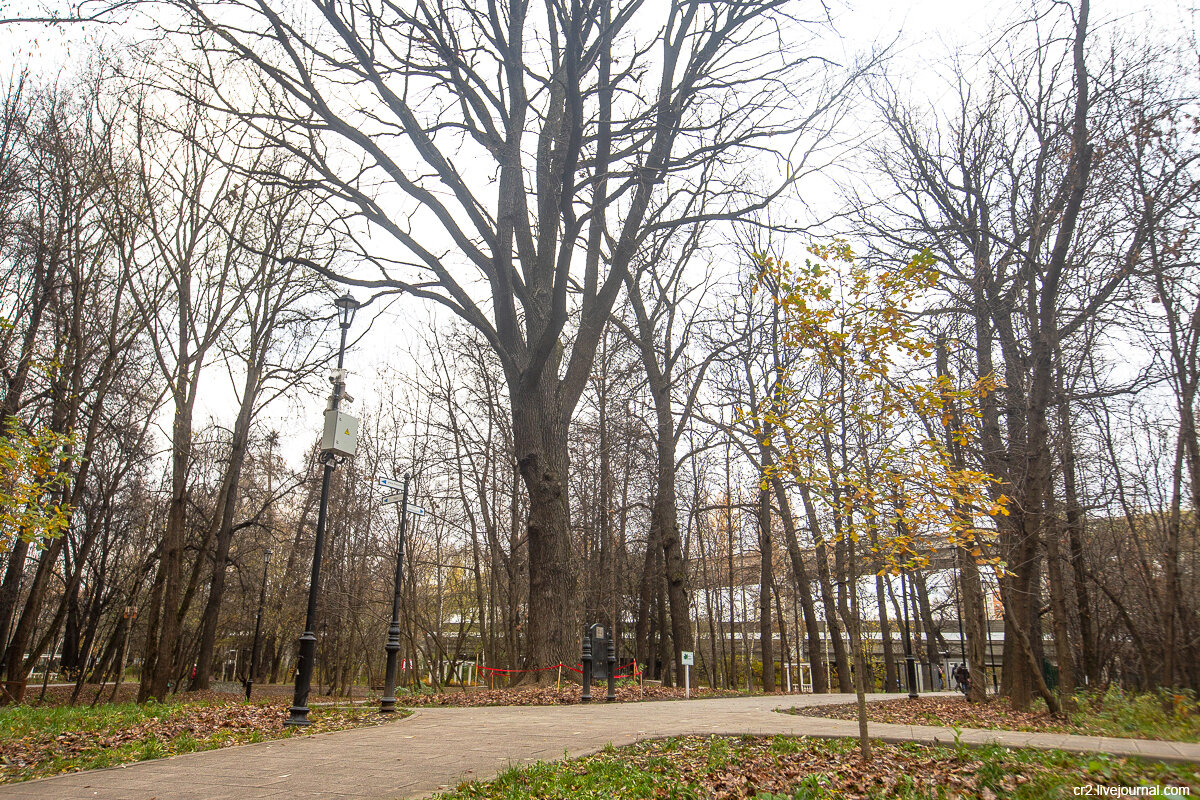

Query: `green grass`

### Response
(2, 702, 179, 778)
(434, 735, 1200, 800)
(802, 688, 1200, 744)
(1062, 688, 1200, 742)
(446, 741, 705, 800)
(0, 698, 403, 783)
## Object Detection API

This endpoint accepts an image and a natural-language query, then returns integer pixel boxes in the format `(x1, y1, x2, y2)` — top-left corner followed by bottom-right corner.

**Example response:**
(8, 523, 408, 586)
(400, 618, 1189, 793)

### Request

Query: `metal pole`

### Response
(986, 583, 999, 694)
(581, 628, 593, 702)
(606, 636, 616, 702)
(953, 566, 966, 669)
(381, 474, 411, 713)
(901, 571, 918, 699)
(286, 323, 348, 727)
(246, 549, 272, 701)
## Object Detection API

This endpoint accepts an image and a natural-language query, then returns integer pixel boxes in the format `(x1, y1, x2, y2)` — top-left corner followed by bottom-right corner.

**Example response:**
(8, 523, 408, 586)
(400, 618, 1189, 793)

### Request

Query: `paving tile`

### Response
(1, 693, 1197, 800)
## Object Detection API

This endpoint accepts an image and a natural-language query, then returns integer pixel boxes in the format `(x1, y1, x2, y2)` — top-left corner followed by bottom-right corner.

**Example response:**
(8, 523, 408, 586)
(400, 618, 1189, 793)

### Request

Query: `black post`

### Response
(581, 629, 593, 702)
(606, 636, 616, 702)
(901, 571, 918, 699)
(245, 548, 272, 702)
(380, 474, 411, 713)
(286, 319, 351, 727)
(950, 568, 969, 671)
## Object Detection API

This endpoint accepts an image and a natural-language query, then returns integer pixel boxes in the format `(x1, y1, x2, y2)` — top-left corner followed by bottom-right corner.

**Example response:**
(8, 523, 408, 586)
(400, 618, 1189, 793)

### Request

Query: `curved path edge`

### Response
(0, 693, 1196, 799)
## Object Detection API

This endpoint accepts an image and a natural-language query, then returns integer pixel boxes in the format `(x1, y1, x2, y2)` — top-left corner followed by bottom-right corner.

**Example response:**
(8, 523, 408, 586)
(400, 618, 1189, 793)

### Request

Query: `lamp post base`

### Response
(284, 706, 312, 726)
(381, 629, 402, 713)
(905, 655, 919, 700)
(286, 631, 317, 727)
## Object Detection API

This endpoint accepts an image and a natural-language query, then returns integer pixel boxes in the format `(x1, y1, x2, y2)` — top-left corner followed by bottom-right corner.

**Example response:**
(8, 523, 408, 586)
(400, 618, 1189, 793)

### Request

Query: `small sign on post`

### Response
(379, 479, 426, 514)
(588, 624, 610, 682)
(681, 651, 694, 699)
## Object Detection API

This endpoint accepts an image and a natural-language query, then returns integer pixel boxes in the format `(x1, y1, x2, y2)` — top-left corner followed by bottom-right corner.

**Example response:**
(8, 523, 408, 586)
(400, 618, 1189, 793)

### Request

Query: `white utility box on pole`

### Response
(321, 410, 360, 458)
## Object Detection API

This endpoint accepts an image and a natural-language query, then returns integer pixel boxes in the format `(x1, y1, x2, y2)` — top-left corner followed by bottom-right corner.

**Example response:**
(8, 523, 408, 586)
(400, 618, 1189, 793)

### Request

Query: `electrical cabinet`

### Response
(321, 410, 359, 458)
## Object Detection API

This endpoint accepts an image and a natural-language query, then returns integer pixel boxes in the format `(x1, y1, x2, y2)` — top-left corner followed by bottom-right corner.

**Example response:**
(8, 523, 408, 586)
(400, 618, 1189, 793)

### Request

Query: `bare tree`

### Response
(119, 83, 273, 701)
(845, 0, 1185, 709)
(146, 0, 844, 669)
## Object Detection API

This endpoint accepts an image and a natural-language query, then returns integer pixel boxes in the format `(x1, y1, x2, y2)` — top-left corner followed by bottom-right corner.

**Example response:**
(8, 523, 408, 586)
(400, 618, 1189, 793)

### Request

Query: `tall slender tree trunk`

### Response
(656, 544, 672, 684)
(846, 535, 871, 760)
(956, 544, 990, 702)
(1044, 503, 1077, 701)
(803, 482, 851, 692)
(912, 572, 947, 663)
(874, 572, 897, 692)
(757, 472, 775, 693)
(1061, 436, 1096, 687)
(0, 248, 57, 664)
(0, 541, 31, 671)
(2, 537, 63, 702)
(651, 406, 692, 687)
(635, 519, 658, 673)
(192, 363, 260, 690)
(142, 355, 197, 702)
(937, 337, 992, 702)
(769, 475, 828, 693)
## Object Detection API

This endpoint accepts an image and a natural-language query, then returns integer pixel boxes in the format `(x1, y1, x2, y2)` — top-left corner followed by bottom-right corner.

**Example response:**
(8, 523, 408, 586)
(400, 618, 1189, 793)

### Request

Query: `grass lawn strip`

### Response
(791, 691, 1200, 743)
(437, 735, 1200, 800)
(0, 698, 403, 783)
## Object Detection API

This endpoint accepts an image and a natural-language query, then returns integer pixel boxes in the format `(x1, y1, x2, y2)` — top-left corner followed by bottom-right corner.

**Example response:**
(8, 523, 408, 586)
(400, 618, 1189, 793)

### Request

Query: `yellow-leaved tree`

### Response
(750, 243, 1009, 760)
(0, 418, 76, 552)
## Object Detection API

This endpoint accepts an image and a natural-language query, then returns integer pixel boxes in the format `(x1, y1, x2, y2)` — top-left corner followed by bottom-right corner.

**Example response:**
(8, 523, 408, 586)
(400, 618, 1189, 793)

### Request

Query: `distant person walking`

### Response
(953, 664, 971, 698)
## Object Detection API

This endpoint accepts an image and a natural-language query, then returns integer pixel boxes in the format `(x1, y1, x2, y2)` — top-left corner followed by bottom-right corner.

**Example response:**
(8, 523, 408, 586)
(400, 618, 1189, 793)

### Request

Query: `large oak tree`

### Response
(152, 0, 841, 669)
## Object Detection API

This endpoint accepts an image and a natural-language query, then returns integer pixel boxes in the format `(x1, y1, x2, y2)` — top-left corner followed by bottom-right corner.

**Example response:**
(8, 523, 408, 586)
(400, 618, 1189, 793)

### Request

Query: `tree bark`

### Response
(191, 362, 260, 690)
(757, 475, 775, 693)
(512, 390, 577, 677)
(800, 484, 852, 692)
(769, 475, 828, 693)
(1044, 508, 1078, 701)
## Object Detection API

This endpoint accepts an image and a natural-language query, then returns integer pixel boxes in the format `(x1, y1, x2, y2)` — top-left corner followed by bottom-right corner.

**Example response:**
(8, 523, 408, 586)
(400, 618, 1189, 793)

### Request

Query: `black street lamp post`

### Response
(606, 637, 616, 702)
(245, 548, 272, 701)
(900, 570, 919, 699)
(380, 474, 412, 713)
(286, 293, 358, 726)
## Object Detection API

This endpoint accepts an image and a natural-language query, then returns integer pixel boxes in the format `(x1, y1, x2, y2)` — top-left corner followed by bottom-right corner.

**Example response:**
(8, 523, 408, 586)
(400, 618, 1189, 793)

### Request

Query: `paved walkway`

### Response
(3, 693, 1198, 799)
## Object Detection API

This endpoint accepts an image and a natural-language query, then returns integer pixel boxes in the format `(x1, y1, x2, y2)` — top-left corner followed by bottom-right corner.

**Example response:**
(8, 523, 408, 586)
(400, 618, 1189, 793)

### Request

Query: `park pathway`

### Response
(2, 692, 1198, 799)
